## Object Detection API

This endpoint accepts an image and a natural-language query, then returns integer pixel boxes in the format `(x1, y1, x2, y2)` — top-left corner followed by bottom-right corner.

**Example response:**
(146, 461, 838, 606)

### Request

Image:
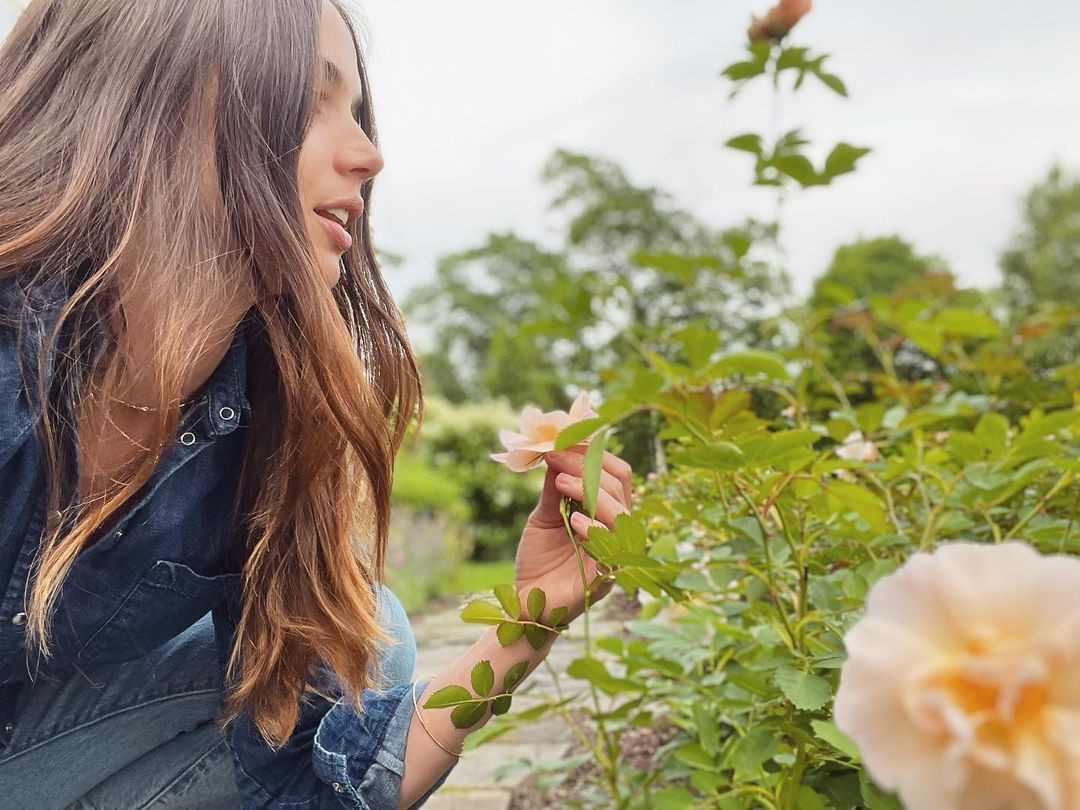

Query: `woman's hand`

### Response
(514, 445, 634, 624)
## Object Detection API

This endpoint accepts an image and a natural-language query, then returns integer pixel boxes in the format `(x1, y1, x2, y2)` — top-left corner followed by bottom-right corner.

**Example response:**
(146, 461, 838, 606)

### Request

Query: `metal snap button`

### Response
(3, 722, 11, 734)
(179, 432, 196, 446)
(11, 612, 26, 625)
(219, 406, 236, 421)
(331, 782, 345, 793)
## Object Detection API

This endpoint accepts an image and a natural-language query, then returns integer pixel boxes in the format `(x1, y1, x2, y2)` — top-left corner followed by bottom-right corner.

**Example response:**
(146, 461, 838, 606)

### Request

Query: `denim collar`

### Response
(2, 273, 252, 438)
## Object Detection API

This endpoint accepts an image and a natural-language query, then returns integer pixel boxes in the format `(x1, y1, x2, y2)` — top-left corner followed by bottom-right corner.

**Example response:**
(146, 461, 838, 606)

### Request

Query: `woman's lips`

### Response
(315, 211, 353, 252)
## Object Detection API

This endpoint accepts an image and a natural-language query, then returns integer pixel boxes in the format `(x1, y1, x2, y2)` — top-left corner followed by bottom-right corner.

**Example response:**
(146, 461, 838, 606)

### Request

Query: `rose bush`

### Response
(433, 4, 1080, 807)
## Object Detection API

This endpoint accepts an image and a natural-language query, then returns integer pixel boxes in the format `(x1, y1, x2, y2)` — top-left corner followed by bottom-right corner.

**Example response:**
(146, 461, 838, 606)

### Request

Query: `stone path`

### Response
(409, 594, 627, 810)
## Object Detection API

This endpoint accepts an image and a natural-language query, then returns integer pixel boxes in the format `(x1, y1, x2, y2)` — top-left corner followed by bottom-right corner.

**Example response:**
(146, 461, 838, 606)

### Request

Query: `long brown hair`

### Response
(0, 0, 422, 747)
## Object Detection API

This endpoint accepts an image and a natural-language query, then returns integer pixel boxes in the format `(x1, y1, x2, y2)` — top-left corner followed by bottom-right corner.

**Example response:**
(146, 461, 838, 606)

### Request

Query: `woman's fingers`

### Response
(555, 473, 629, 529)
(545, 449, 633, 509)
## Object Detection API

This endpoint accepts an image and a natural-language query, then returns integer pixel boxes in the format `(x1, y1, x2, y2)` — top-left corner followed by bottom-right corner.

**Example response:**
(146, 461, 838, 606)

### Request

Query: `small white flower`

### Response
(835, 430, 880, 462)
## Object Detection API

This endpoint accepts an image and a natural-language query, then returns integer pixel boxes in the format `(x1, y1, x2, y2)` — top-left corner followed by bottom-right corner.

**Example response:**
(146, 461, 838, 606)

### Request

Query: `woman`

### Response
(0, 0, 632, 807)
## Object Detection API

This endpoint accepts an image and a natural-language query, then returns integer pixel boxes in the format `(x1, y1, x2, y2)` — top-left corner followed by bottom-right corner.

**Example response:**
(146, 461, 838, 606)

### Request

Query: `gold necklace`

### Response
(86, 388, 198, 413)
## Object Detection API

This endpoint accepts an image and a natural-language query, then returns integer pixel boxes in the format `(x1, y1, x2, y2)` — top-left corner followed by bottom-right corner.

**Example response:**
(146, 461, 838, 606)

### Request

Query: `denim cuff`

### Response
(312, 679, 458, 809)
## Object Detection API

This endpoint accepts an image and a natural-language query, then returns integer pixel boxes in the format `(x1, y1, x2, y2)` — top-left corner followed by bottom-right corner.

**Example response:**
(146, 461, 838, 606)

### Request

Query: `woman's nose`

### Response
(339, 132, 384, 181)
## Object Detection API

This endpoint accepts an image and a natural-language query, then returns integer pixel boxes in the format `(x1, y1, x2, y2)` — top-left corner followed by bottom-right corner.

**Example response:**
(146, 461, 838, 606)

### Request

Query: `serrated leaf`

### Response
(496, 621, 524, 646)
(775, 668, 832, 711)
(471, 660, 494, 697)
(424, 685, 472, 709)
(526, 587, 546, 621)
(490, 695, 512, 715)
(503, 660, 529, 691)
(460, 599, 506, 625)
(523, 623, 550, 650)
(450, 701, 487, 729)
(493, 584, 520, 619)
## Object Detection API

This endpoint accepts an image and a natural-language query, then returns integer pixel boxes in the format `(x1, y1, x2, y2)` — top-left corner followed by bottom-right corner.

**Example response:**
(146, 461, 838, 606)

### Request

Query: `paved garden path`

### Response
(410, 594, 627, 810)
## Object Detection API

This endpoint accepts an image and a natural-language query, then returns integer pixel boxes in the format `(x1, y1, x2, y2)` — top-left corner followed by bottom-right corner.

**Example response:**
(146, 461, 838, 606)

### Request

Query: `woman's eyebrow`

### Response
(320, 57, 363, 108)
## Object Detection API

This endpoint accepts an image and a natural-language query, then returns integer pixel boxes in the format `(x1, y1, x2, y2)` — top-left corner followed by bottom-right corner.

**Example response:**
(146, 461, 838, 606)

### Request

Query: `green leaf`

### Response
(566, 656, 637, 695)
(936, 308, 1001, 338)
(490, 695, 512, 715)
(548, 605, 568, 629)
(811, 719, 860, 759)
(493, 584, 520, 619)
(496, 621, 524, 646)
(772, 154, 821, 187)
(712, 350, 790, 380)
(693, 702, 720, 756)
(731, 727, 779, 781)
(554, 417, 603, 450)
(902, 320, 944, 356)
(650, 787, 696, 809)
(975, 412, 1009, 454)
(817, 72, 848, 96)
(450, 701, 488, 729)
(424, 685, 472, 709)
(460, 600, 506, 625)
(471, 660, 495, 697)
(526, 587, 546, 621)
(795, 786, 828, 810)
(583, 428, 608, 519)
(669, 442, 745, 471)
(523, 624, 550, 650)
(722, 60, 766, 81)
(503, 660, 529, 691)
(775, 668, 832, 711)
(823, 142, 871, 179)
(725, 133, 763, 155)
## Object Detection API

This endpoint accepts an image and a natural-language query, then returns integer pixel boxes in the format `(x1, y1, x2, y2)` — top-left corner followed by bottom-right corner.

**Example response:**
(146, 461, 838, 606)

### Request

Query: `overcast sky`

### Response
(352, 0, 1080, 305)
(4, 1, 1079, 306)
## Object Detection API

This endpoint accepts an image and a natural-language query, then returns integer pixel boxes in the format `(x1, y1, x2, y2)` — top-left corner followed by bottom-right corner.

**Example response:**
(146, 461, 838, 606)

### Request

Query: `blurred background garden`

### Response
(4, 1, 1077, 806)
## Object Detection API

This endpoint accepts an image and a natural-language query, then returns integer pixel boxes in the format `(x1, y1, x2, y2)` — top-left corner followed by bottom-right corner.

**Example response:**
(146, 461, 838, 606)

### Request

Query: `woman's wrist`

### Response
(398, 623, 555, 807)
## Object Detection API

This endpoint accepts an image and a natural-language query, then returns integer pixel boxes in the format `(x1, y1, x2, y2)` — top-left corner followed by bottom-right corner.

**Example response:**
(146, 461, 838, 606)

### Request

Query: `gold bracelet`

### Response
(411, 681, 464, 759)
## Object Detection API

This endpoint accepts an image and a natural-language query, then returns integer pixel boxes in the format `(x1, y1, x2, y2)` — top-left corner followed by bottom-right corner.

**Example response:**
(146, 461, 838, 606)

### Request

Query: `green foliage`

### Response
(808, 236, 946, 310)
(406, 150, 789, 473)
(410, 10, 1080, 806)
(395, 396, 541, 560)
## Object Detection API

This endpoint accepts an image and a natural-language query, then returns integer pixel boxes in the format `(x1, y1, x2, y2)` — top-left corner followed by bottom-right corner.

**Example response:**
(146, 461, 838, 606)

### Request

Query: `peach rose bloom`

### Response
(490, 391, 598, 472)
(748, 0, 812, 42)
(835, 542, 1080, 809)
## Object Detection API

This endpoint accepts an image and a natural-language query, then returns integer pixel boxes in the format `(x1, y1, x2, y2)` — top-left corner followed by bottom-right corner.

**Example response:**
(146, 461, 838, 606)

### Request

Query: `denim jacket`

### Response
(0, 274, 454, 808)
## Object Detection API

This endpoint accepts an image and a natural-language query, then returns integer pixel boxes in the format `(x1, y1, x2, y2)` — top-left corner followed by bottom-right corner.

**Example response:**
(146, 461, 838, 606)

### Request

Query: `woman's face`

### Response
(297, 1, 384, 287)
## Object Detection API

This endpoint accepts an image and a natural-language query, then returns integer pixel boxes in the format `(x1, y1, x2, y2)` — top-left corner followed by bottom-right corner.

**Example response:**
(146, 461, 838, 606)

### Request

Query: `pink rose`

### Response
(490, 392, 599, 472)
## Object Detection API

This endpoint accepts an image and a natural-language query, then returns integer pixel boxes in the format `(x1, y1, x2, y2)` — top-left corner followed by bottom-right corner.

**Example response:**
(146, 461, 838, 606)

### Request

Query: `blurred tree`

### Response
(405, 149, 788, 474)
(809, 235, 945, 310)
(999, 165, 1080, 366)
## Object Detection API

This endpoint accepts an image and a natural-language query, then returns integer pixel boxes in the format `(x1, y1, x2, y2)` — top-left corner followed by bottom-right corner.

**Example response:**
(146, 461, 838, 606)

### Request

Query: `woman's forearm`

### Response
(397, 620, 557, 809)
